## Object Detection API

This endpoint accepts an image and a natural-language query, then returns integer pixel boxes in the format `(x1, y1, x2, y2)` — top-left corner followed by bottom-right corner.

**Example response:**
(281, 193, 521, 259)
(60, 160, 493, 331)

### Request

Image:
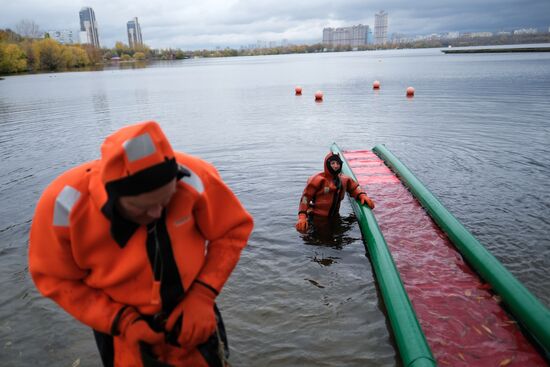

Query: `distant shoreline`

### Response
(2, 39, 550, 77)
(442, 47, 550, 54)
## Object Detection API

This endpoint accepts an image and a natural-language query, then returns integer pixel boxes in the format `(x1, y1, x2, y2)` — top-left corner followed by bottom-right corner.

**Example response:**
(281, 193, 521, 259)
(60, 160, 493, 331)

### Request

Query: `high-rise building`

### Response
(322, 24, 370, 47)
(79, 7, 100, 48)
(127, 17, 143, 49)
(374, 10, 388, 45)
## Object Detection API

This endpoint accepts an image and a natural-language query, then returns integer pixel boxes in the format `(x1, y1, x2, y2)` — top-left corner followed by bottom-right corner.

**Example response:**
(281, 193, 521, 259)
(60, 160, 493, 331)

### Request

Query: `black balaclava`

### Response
(101, 160, 188, 247)
(326, 153, 343, 176)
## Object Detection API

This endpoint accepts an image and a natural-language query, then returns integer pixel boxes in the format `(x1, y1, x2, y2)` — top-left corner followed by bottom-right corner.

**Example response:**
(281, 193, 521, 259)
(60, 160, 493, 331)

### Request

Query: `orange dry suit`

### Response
(298, 152, 368, 217)
(29, 121, 253, 367)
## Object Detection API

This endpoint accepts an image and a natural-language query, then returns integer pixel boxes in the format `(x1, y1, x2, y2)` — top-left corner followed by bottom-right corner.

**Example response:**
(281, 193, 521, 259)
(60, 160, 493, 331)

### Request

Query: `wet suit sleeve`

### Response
(29, 183, 127, 335)
(193, 165, 254, 293)
(344, 175, 365, 199)
(298, 175, 322, 214)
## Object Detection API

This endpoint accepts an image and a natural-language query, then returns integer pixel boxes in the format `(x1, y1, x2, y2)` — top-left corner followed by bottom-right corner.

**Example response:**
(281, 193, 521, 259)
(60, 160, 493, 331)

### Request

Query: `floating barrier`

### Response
(372, 144, 550, 361)
(295, 86, 302, 95)
(331, 143, 436, 367)
(332, 143, 550, 366)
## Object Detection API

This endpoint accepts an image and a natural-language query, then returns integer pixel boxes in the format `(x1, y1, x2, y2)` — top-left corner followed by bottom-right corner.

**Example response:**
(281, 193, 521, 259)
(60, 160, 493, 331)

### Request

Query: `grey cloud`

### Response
(1, 0, 549, 49)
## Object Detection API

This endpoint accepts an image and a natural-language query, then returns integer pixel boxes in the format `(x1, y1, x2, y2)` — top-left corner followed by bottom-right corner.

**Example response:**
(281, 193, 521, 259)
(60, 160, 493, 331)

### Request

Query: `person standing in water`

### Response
(296, 152, 374, 233)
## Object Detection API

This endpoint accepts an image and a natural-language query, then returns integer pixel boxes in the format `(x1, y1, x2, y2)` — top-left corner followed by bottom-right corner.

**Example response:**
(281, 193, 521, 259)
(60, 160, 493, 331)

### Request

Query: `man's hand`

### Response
(119, 308, 164, 347)
(166, 282, 216, 348)
(295, 213, 308, 233)
(359, 194, 375, 209)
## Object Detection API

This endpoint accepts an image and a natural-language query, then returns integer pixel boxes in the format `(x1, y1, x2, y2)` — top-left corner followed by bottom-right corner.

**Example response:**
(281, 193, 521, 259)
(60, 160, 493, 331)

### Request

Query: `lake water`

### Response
(1, 47, 549, 366)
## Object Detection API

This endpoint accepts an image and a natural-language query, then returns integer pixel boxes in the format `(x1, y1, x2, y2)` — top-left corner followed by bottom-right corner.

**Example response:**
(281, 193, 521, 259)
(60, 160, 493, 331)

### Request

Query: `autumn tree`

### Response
(82, 44, 103, 64)
(0, 29, 22, 43)
(114, 41, 131, 57)
(133, 52, 145, 60)
(61, 46, 90, 68)
(35, 38, 63, 70)
(0, 43, 27, 73)
(20, 40, 41, 70)
(133, 43, 151, 57)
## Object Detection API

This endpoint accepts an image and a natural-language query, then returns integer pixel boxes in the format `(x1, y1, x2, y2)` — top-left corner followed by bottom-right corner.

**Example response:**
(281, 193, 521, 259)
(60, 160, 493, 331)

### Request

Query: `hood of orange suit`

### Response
(324, 152, 343, 177)
(94, 121, 181, 247)
(100, 121, 178, 195)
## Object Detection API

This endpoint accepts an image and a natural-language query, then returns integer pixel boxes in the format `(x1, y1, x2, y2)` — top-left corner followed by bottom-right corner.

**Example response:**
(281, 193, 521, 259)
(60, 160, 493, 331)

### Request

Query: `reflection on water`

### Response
(301, 213, 358, 250)
(84, 60, 150, 72)
(310, 254, 341, 267)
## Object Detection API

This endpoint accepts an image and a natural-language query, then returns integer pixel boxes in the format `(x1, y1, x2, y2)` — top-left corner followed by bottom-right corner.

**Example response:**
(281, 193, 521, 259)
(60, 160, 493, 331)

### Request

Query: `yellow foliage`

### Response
(42, 39, 64, 69)
(61, 46, 90, 68)
(115, 41, 130, 56)
(0, 37, 94, 73)
(133, 51, 145, 60)
(0, 43, 28, 73)
(133, 43, 150, 54)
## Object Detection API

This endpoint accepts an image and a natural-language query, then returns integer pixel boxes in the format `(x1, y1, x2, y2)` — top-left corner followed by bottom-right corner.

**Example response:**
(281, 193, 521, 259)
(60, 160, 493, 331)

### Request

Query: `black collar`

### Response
(109, 207, 140, 248)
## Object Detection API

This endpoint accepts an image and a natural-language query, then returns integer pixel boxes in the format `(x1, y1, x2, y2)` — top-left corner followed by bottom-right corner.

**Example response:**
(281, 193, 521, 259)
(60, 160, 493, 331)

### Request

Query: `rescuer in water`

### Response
(296, 152, 375, 233)
(29, 121, 253, 367)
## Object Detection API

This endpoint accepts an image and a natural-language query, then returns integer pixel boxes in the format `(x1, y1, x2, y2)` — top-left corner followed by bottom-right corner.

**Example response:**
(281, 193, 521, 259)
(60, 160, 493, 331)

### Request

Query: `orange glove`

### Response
(118, 308, 164, 348)
(295, 213, 308, 233)
(359, 193, 375, 209)
(165, 282, 216, 348)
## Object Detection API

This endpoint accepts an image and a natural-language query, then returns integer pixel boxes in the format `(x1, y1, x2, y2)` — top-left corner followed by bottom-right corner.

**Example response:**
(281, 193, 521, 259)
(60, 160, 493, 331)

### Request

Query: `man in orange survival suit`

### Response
(295, 152, 374, 233)
(29, 121, 253, 367)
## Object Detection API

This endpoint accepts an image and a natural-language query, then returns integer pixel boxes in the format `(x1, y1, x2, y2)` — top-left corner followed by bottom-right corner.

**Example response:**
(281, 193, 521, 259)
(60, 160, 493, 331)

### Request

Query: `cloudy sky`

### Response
(1, 0, 549, 49)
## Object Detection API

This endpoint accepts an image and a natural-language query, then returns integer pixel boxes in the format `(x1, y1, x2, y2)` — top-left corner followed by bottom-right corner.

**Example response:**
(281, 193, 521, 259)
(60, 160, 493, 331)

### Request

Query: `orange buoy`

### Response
(373, 80, 380, 89)
(314, 91, 323, 101)
(295, 86, 302, 95)
(406, 87, 415, 97)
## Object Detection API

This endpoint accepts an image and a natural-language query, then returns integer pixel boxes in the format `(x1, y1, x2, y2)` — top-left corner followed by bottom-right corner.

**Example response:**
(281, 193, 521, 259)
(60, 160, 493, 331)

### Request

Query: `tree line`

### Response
(0, 20, 154, 74)
(0, 25, 330, 75)
(2, 19, 549, 75)
(0, 28, 102, 74)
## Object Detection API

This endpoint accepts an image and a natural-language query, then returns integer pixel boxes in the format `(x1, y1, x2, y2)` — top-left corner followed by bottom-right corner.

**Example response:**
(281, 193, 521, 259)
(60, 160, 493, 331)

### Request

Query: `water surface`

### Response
(1, 47, 549, 366)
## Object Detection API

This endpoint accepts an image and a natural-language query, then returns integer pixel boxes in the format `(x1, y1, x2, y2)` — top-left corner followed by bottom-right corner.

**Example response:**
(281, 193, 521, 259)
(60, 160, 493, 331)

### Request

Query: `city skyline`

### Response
(1, 1, 549, 49)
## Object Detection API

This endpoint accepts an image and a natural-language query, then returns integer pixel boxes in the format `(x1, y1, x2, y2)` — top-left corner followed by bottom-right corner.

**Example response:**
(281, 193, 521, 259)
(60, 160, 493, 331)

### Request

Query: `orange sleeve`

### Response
(29, 182, 127, 335)
(298, 174, 321, 214)
(193, 165, 254, 293)
(344, 175, 364, 199)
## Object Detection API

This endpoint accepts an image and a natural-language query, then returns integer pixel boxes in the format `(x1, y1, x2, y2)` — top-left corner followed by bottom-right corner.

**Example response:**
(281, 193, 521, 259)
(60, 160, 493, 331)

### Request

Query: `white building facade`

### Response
(47, 30, 74, 44)
(322, 24, 370, 47)
(374, 11, 388, 45)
